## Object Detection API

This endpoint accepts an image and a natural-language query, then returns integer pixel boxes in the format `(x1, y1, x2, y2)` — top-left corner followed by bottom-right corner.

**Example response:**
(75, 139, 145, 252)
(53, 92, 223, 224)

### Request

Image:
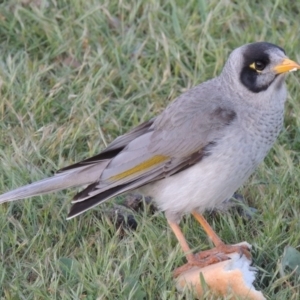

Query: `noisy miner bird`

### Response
(1, 42, 299, 276)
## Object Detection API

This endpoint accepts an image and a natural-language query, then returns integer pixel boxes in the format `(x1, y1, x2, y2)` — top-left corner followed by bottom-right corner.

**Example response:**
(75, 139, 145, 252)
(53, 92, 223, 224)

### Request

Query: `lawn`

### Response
(1, 0, 300, 299)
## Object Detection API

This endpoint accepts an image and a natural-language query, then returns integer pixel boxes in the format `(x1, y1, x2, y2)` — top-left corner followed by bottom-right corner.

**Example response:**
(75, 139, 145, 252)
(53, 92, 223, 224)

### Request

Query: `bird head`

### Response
(222, 42, 300, 95)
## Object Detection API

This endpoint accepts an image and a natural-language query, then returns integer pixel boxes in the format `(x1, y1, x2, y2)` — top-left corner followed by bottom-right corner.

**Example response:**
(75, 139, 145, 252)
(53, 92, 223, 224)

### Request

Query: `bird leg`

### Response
(167, 219, 219, 277)
(168, 212, 251, 278)
(191, 211, 251, 260)
(167, 219, 194, 262)
(191, 211, 223, 246)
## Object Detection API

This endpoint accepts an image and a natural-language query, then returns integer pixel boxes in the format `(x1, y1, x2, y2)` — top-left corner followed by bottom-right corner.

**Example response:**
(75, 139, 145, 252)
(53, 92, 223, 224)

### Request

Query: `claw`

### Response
(173, 242, 252, 278)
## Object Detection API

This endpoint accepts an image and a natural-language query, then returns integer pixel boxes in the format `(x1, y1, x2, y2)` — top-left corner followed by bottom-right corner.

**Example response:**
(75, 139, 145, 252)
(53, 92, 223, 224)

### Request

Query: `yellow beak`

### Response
(274, 58, 300, 74)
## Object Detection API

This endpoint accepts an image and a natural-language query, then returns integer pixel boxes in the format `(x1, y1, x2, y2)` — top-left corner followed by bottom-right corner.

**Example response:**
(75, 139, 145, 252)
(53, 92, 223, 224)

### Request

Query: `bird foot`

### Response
(207, 242, 252, 260)
(173, 252, 229, 278)
(173, 242, 251, 278)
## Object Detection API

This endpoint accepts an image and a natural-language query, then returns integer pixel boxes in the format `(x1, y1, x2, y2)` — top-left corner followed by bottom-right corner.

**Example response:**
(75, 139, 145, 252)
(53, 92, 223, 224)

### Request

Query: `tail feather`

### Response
(67, 183, 129, 219)
(67, 168, 162, 219)
(0, 162, 108, 204)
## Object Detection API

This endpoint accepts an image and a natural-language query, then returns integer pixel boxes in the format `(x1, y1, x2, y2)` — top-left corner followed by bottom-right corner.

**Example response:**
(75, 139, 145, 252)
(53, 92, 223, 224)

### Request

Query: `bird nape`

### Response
(0, 42, 299, 277)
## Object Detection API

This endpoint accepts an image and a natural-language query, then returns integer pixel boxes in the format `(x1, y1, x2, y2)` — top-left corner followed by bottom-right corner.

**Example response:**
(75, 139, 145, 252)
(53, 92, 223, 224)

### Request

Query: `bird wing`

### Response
(68, 83, 237, 218)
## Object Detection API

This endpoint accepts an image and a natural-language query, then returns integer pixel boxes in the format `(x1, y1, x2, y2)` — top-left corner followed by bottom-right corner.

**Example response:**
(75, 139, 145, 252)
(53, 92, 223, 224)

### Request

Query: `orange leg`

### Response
(168, 212, 252, 278)
(191, 211, 223, 246)
(191, 210, 251, 260)
(168, 219, 225, 277)
(167, 219, 194, 262)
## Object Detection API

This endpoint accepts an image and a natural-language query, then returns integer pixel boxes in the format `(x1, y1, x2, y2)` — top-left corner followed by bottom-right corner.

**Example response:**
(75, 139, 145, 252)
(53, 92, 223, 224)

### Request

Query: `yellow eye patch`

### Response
(249, 62, 263, 73)
(249, 63, 256, 70)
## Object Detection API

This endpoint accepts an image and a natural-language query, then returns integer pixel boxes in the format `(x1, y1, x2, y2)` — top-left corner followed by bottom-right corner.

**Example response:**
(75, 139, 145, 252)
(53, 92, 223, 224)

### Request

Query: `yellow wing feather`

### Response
(110, 155, 168, 180)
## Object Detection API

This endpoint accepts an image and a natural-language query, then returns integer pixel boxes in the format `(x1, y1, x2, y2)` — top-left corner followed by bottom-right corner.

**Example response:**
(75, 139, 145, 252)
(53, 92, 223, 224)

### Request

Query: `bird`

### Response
(0, 42, 299, 276)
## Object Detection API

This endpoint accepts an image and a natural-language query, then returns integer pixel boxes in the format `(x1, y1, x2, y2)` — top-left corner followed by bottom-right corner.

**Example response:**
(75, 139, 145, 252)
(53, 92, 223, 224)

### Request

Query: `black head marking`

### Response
(239, 42, 286, 93)
(243, 42, 285, 62)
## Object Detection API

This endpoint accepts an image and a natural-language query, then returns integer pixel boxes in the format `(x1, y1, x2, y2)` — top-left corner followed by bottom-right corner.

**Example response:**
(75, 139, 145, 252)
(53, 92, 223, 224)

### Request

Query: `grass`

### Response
(1, 0, 300, 299)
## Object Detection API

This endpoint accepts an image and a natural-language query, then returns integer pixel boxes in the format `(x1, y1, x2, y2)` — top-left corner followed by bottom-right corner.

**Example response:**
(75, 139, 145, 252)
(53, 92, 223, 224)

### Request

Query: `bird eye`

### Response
(254, 61, 266, 71)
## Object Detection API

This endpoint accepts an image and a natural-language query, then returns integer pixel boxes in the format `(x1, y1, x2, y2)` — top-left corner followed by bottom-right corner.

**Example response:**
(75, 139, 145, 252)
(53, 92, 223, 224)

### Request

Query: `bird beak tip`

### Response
(274, 58, 300, 74)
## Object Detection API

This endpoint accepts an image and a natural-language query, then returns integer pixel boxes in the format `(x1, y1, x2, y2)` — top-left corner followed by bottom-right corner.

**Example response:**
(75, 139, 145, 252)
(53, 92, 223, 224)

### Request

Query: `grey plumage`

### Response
(0, 163, 108, 202)
(0, 42, 299, 223)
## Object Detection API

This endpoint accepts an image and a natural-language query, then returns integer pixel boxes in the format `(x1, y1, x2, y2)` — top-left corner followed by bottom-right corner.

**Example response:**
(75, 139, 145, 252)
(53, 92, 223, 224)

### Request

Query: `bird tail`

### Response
(0, 162, 108, 203)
